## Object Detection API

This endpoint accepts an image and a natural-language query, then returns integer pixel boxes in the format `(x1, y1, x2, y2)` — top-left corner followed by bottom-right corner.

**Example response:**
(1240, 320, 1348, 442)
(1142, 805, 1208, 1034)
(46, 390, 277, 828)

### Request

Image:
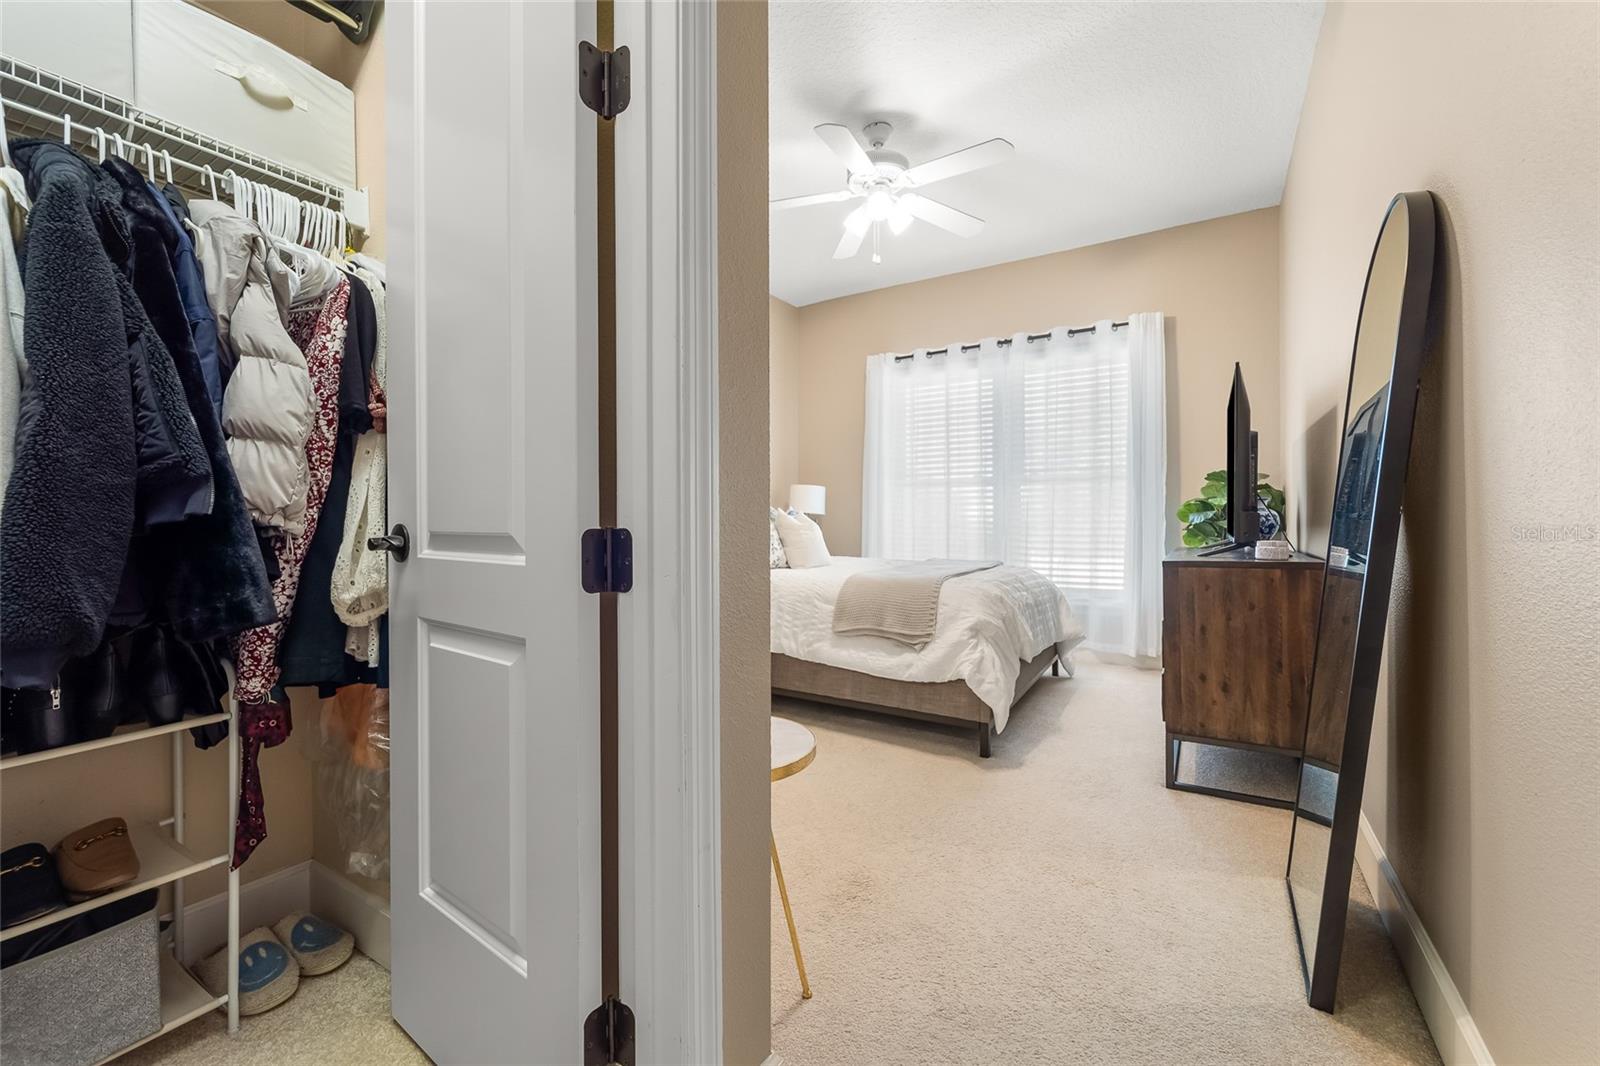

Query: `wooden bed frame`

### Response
(771, 645, 1062, 758)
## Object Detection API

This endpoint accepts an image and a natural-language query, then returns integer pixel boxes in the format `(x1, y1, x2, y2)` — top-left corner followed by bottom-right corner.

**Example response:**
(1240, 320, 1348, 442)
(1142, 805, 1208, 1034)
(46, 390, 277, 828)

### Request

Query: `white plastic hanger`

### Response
(92, 127, 107, 163)
(283, 190, 300, 241)
(162, 150, 175, 186)
(62, 112, 73, 147)
(143, 143, 157, 182)
(0, 98, 12, 169)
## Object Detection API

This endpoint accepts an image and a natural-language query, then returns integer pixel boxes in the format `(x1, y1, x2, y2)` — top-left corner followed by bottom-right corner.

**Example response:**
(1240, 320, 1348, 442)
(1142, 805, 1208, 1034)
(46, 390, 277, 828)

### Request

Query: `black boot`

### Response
(130, 626, 186, 726)
(131, 626, 227, 727)
(4, 682, 76, 754)
(62, 640, 125, 741)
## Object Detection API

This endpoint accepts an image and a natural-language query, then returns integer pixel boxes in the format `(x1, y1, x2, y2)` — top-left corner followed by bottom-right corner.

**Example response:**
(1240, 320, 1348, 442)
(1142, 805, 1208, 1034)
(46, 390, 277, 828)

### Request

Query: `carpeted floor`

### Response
(121, 953, 429, 1066)
(770, 658, 1441, 1066)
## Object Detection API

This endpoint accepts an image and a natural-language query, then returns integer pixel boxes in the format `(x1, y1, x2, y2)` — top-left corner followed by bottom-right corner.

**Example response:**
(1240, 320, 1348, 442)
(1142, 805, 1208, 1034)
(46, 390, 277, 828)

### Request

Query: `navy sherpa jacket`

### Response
(1, 141, 210, 687)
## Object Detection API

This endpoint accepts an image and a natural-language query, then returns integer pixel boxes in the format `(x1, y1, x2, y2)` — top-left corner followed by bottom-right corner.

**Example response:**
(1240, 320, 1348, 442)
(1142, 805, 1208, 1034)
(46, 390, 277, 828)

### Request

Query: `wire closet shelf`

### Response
(0, 53, 362, 229)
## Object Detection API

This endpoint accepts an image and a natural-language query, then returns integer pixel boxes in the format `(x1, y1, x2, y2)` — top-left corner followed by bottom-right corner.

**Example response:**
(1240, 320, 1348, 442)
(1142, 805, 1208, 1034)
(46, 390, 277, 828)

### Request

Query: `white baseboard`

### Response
(762, 1055, 784, 1066)
(174, 859, 391, 972)
(309, 860, 391, 970)
(1355, 814, 1494, 1066)
(175, 860, 311, 966)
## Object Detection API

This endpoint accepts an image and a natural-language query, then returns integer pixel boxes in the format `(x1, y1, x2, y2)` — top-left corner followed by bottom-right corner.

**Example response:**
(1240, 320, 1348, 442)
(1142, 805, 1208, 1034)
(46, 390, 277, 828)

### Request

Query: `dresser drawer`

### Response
(1160, 554, 1323, 752)
(131, 0, 355, 187)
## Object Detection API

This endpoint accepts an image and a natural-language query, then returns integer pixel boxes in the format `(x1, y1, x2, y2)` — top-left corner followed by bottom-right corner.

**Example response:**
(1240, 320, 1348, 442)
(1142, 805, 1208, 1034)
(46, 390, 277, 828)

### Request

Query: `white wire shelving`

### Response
(0, 53, 366, 231)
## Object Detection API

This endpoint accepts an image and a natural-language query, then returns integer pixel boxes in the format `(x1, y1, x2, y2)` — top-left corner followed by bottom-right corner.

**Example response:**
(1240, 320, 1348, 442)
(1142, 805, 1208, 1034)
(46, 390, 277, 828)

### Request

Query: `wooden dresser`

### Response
(1161, 547, 1324, 805)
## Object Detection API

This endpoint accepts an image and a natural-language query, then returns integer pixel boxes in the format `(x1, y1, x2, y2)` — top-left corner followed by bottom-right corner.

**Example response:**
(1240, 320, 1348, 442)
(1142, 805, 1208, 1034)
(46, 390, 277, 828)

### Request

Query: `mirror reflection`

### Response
(1286, 195, 1411, 985)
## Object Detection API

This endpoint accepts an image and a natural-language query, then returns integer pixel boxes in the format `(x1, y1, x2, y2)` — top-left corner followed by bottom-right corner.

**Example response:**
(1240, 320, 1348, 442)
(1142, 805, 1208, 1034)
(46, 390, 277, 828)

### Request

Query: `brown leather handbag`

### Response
(54, 818, 140, 900)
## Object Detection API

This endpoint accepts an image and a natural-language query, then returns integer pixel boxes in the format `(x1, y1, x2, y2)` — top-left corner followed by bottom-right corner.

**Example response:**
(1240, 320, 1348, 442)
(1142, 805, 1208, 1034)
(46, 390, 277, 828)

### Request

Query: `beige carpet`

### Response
(121, 953, 429, 1066)
(770, 659, 1441, 1066)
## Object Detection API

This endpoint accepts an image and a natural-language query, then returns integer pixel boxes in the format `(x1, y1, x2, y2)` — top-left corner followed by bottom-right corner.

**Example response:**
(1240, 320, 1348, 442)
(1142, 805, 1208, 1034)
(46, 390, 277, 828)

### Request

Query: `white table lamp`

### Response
(788, 484, 826, 515)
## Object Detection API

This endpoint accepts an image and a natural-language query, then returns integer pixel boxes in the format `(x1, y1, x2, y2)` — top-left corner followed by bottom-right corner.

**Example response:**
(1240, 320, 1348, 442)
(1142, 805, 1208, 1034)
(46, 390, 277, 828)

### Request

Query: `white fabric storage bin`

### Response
(0, 896, 162, 1066)
(0, 0, 135, 98)
(132, 0, 356, 187)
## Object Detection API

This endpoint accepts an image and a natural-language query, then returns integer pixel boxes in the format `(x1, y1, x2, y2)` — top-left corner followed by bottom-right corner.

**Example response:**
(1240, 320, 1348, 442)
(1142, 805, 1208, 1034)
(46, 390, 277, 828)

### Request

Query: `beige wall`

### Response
(782, 208, 1282, 555)
(769, 296, 801, 508)
(1278, 3, 1598, 1063)
(719, 2, 773, 1063)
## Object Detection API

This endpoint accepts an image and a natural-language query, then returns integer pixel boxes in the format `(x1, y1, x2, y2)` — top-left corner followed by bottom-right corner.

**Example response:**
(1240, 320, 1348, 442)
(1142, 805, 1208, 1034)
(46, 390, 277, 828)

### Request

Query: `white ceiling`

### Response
(769, 2, 1324, 306)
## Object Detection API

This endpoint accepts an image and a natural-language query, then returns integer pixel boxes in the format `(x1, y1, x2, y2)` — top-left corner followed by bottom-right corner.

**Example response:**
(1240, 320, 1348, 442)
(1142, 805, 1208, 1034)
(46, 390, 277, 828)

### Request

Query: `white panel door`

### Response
(387, 2, 599, 1062)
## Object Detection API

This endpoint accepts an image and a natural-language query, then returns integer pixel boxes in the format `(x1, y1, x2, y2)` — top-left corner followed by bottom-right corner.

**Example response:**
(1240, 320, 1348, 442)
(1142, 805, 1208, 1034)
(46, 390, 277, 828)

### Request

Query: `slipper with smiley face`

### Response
(197, 927, 299, 1015)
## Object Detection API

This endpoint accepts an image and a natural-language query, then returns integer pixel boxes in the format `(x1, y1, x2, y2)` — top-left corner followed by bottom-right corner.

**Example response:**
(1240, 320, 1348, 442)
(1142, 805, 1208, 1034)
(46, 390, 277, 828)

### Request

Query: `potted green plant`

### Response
(1177, 470, 1286, 547)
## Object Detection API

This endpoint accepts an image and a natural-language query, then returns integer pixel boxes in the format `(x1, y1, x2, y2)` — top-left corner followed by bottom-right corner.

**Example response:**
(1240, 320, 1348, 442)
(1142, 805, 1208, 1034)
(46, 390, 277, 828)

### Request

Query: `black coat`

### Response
(1, 142, 210, 688)
(102, 158, 276, 643)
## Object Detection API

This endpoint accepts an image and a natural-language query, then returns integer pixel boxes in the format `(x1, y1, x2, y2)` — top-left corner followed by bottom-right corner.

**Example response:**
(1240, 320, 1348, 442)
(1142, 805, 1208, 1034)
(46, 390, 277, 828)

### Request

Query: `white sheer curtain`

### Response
(862, 313, 1167, 658)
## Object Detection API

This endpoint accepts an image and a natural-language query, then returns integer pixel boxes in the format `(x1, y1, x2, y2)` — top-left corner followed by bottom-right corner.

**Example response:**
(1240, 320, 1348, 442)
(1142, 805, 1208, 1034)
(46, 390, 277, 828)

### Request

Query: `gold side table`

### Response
(771, 716, 817, 1000)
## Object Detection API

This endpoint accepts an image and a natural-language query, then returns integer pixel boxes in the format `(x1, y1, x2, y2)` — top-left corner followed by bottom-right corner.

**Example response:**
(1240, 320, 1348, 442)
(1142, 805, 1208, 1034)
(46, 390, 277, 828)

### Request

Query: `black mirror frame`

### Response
(1286, 190, 1439, 1012)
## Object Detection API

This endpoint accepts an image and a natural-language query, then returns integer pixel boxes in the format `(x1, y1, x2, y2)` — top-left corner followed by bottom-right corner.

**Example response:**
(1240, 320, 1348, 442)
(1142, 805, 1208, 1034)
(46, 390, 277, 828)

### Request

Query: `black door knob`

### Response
(367, 524, 410, 562)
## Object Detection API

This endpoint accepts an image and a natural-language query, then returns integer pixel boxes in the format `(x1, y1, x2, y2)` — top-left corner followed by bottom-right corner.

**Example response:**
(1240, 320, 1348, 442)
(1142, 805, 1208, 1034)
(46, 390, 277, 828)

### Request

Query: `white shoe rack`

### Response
(0, 695, 242, 1054)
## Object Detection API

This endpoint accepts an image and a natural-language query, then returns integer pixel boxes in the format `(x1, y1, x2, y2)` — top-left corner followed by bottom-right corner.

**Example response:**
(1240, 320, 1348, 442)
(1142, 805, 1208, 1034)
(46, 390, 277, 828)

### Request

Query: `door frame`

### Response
(613, 2, 723, 1062)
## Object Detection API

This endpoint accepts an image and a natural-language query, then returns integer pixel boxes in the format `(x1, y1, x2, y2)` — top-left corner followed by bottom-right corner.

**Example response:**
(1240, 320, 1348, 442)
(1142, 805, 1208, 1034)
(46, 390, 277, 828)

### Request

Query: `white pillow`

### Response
(768, 509, 788, 568)
(773, 508, 831, 568)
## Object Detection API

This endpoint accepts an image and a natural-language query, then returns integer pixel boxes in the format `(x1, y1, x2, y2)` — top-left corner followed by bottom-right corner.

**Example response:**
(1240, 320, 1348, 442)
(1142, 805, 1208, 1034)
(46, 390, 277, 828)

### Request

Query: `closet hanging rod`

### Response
(2, 95, 329, 204)
(0, 55, 357, 219)
(892, 321, 1130, 361)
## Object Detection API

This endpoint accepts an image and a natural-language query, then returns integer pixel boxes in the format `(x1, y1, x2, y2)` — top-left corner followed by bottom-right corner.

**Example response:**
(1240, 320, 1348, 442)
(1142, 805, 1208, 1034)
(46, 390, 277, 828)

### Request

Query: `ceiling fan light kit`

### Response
(771, 121, 1014, 263)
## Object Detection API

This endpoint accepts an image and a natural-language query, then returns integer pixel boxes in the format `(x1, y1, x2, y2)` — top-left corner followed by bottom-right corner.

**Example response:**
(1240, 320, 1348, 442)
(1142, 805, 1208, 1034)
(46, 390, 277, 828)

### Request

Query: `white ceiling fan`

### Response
(771, 121, 1014, 262)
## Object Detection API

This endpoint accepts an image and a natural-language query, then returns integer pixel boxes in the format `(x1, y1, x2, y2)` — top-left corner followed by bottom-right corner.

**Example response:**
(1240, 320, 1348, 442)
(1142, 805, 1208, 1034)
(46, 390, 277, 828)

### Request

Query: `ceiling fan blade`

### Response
(769, 189, 856, 210)
(903, 138, 1014, 187)
(814, 123, 877, 178)
(900, 193, 984, 238)
(833, 205, 871, 259)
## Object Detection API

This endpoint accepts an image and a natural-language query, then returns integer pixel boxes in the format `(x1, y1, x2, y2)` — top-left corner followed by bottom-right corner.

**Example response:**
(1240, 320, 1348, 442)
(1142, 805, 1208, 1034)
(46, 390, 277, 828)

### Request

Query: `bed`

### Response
(770, 556, 1086, 756)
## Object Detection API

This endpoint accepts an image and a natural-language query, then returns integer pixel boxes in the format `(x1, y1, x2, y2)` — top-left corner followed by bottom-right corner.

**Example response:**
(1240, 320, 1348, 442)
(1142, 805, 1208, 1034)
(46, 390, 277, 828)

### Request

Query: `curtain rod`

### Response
(893, 320, 1131, 362)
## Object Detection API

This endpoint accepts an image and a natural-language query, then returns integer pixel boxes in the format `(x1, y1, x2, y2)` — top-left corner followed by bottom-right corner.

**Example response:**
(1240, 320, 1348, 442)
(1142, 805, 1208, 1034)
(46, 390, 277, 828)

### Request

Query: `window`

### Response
(862, 317, 1167, 657)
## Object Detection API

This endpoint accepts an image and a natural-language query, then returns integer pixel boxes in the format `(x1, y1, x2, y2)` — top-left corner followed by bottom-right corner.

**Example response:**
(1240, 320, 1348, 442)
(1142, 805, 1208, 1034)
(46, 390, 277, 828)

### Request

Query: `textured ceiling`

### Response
(769, 1, 1324, 306)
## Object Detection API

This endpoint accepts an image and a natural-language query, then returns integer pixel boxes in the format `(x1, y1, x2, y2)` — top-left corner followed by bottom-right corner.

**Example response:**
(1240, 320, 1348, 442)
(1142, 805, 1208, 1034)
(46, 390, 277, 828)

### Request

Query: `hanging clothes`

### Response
(231, 277, 350, 867)
(101, 157, 275, 642)
(231, 276, 350, 705)
(333, 262, 388, 665)
(188, 199, 316, 534)
(0, 167, 29, 518)
(2, 141, 209, 688)
(348, 252, 385, 285)
(278, 272, 376, 687)
(147, 181, 224, 422)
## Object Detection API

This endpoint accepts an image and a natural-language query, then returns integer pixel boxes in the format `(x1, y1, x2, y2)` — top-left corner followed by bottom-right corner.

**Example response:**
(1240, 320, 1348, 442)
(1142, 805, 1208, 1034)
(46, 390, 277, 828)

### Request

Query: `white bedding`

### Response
(770, 556, 1086, 732)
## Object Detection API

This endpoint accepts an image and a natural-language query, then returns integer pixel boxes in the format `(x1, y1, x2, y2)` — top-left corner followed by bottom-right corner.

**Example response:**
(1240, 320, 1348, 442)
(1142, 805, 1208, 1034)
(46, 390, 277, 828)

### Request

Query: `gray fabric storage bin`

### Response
(0, 900, 162, 1066)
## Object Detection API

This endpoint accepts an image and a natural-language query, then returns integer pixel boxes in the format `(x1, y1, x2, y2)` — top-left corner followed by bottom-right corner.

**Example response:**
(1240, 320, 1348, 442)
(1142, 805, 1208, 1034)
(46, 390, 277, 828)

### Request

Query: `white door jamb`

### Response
(613, 2, 722, 1062)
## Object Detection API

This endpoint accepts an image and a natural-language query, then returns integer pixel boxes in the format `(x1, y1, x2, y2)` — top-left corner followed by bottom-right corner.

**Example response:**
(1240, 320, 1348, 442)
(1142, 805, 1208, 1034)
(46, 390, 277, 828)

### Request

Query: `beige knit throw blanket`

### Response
(832, 560, 1000, 648)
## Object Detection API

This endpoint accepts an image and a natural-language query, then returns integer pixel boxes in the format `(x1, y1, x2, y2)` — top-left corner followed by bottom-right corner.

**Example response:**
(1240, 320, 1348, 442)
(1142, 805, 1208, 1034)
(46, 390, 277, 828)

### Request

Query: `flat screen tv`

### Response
(1202, 362, 1259, 556)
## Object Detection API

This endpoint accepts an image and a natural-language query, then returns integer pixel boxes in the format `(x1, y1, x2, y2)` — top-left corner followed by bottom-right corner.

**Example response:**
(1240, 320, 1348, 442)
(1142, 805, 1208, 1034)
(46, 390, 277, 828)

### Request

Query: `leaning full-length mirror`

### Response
(1286, 192, 1437, 1011)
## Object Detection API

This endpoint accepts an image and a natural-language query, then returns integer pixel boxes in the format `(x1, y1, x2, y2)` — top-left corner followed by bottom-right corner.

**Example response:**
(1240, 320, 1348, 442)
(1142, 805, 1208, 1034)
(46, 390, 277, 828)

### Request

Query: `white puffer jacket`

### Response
(188, 201, 316, 533)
